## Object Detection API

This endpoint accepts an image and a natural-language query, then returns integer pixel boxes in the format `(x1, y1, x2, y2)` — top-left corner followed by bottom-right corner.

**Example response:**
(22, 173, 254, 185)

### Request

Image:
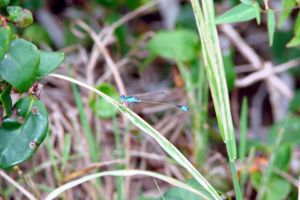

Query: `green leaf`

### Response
(0, 85, 12, 116)
(223, 50, 236, 91)
(160, 179, 212, 200)
(286, 35, 300, 47)
(267, 9, 276, 46)
(95, 0, 119, 7)
(0, 26, 12, 60)
(0, 0, 9, 7)
(38, 50, 64, 77)
(23, 24, 51, 45)
(268, 115, 300, 145)
(147, 29, 199, 62)
(251, 173, 291, 200)
(274, 145, 291, 171)
(289, 90, 300, 112)
(0, 96, 48, 169)
(89, 83, 119, 119)
(215, 3, 257, 24)
(0, 39, 39, 92)
(253, 2, 261, 25)
(294, 12, 300, 36)
(7, 6, 33, 28)
(278, 0, 296, 28)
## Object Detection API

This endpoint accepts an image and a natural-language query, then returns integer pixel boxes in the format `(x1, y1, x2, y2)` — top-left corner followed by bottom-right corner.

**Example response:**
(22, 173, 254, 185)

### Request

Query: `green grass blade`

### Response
(71, 83, 99, 162)
(45, 170, 213, 200)
(239, 97, 248, 161)
(49, 73, 221, 200)
(190, 0, 241, 199)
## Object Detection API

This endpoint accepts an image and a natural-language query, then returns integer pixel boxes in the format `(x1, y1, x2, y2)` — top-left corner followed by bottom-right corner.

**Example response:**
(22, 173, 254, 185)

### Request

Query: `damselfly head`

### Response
(177, 105, 189, 112)
(120, 95, 126, 101)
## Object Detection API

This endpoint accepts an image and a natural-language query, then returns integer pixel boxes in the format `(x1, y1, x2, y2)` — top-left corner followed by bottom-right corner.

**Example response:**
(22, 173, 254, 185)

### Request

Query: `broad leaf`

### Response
(89, 83, 118, 119)
(0, 39, 39, 92)
(267, 10, 276, 46)
(251, 172, 291, 200)
(38, 50, 64, 77)
(268, 115, 300, 145)
(274, 144, 291, 171)
(147, 29, 199, 62)
(159, 179, 212, 200)
(0, 96, 48, 169)
(215, 3, 256, 24)
(0, 85, 12, 116)
(0, 26, 11, 60)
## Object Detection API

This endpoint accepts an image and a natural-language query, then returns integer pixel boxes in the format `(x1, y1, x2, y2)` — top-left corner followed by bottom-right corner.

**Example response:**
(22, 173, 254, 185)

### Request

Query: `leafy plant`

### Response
(0, 2, 64, 169)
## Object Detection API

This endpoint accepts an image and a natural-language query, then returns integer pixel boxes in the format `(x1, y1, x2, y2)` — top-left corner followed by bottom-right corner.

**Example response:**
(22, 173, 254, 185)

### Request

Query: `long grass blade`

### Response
(49, 73, 220, 200)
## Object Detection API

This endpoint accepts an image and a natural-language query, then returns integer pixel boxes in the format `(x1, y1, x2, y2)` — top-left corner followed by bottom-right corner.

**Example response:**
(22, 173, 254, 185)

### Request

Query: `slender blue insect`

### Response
(119, 93, 189, 112)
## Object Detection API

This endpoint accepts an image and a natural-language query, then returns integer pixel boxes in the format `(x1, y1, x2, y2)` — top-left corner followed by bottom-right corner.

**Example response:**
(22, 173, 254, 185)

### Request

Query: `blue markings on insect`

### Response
(177, 105, 189, 112)
(120, 95, 141, 103)
(119, 94, 189, 112)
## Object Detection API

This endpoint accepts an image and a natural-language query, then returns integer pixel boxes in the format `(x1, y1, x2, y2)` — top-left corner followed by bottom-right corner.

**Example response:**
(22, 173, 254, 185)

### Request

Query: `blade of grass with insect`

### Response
(44, 169, 214, 200)
(256, 129, 285, 200)
(49, 73, 221, 199)
(190, 0, 242, 199)
(239, 97, 248, 195)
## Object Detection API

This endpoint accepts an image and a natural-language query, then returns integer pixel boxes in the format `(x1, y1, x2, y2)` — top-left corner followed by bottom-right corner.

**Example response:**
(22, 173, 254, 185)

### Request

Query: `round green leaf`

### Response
(0, 96, 48, 169)
(147, 29, 199, 62)
(89, 83, 118, 119)
(0, 39, 39, 92)
(7, 6, 33, 28)
(0, 26, 12, 60)
(38, 50, 64, 78)
(0, 0, 9, 7)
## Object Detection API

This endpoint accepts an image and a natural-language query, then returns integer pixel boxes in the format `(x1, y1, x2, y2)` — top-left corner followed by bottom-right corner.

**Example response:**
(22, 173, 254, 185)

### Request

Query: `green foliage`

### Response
(268, 115, 300, 145)
(38, 50, 64, 77)
(215, 3, 257, 24)
(147, 29, 199, 62)
(251, 172, 291, 200)
(0, 84, 12, 116)
(278, 0, 296, 28)
(7, 6, 33, 28)
(89, 83, 119, 119)
(0, 2, 64, 169)
(0, 96, 48, 169)
(0, 39, 39, 92)
(0, 0, 9, 7)
(23, 24, 51, 45)
(289, 90, 300, 112)
(159, 179, 212, 200)
(274, 145, 291, 171)
(223, 50, 236, 91)
(95, 0, 119, 7)
(0, 26, 12, 60)
(267, 10, 275, 46)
